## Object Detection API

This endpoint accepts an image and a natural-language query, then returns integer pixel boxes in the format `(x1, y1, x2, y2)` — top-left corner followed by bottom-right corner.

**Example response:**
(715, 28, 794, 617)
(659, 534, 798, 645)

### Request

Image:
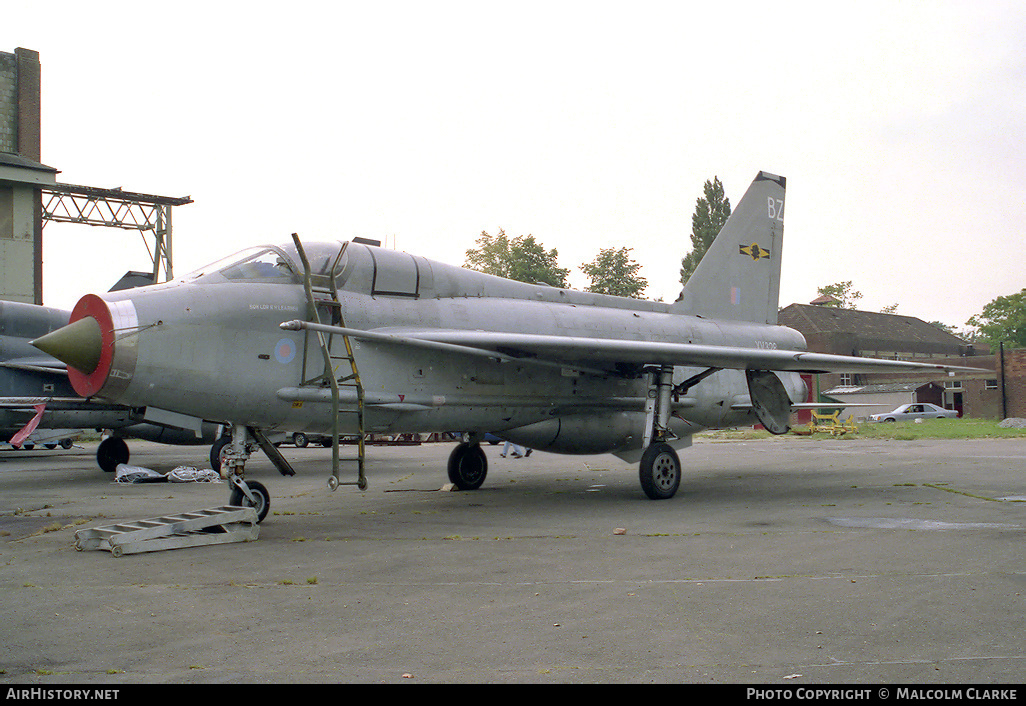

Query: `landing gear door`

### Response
(746, 369, 791, 435)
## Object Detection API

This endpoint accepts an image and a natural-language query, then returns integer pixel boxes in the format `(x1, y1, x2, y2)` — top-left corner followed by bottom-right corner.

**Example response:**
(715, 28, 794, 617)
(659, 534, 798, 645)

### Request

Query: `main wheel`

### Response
(97, 437, 130, 473)
(210, 436, 231, 472)
(229, 479, 270, 523)
(639, 442, 681, 500)
(447, 443, 488, 490)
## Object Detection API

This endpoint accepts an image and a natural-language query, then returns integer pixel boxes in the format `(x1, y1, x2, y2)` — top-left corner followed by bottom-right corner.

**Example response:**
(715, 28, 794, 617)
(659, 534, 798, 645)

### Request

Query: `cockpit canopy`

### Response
(183, 242, 346, 285)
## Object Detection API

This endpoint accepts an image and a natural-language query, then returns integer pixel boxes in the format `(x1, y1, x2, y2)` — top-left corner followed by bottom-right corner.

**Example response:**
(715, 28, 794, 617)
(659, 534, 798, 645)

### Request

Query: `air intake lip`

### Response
(31, 294, 116, 397)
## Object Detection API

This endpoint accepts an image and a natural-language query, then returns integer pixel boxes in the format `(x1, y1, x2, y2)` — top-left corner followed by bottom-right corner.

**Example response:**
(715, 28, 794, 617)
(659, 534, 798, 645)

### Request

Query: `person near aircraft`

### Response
(501, 440, 529, 458)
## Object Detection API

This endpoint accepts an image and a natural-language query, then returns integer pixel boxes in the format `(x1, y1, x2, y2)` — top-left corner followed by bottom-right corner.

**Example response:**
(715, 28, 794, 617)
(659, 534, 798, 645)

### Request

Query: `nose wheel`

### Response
(96, 437, 130, 473)
(229, 479, 271, 523)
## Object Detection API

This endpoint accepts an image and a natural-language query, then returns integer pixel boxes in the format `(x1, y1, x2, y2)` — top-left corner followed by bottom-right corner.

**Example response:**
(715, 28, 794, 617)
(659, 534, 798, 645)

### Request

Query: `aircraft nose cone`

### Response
(31, 316, 103, 374)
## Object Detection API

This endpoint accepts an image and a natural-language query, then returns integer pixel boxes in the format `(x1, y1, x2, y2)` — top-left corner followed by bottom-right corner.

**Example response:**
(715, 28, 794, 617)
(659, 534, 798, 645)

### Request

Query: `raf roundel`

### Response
(274, 338, 297, 364)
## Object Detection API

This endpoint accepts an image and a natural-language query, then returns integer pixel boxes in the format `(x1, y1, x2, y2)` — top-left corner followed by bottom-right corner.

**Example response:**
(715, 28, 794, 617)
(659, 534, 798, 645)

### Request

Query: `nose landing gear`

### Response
(220, 425, 270, 522)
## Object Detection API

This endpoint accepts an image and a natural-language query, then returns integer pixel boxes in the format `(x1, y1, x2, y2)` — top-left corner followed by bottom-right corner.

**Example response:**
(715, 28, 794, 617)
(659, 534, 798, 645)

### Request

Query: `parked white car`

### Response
(869, 403, 959, 422)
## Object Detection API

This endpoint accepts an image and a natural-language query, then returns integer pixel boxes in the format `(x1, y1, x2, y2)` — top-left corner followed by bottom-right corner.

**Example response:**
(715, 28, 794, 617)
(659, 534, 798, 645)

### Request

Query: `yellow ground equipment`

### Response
(792, 411, 858, 436)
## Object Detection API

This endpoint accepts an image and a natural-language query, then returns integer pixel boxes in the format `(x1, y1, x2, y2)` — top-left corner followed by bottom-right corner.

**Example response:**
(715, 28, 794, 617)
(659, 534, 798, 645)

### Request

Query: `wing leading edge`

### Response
(280, 321, 986, 376)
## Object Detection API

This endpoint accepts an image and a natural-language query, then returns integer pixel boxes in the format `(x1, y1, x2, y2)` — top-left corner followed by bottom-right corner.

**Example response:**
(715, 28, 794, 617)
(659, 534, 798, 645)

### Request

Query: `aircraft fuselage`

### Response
(62, 240, 807, 458)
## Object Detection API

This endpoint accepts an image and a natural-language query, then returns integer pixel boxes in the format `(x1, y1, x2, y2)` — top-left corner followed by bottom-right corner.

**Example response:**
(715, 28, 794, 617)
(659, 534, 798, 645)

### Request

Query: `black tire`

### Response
(229, 479, 270, 523)
(210, 436, 231, 473)
(97, 437, 130, 473)
(447, 443, 488, 490)
(60, 439, 73, 450)
(293, 432, 308, 448)
(639, 442, 681, 500)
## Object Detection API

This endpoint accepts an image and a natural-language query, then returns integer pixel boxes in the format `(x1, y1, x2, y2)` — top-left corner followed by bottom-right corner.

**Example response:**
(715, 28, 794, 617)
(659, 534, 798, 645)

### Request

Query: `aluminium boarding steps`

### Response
(291, 234, 367, 491)
(74, 506, 259, 557)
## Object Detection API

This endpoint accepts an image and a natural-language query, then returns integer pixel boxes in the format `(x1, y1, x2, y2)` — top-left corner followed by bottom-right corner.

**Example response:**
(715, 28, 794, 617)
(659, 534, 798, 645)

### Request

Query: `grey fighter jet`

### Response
(32, 172, 981, 521)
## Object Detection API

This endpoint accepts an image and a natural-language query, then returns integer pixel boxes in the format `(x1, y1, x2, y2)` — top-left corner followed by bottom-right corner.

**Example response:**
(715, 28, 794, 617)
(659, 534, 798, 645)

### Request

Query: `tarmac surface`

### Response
(0, 434, 1023, 684)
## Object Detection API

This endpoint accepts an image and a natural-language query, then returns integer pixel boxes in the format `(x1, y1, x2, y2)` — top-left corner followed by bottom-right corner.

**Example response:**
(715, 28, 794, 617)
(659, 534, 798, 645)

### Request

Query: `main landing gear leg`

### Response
(638, 365, 682, 500)
(221, 425, 271, 522)
(447, 433, 488, 490)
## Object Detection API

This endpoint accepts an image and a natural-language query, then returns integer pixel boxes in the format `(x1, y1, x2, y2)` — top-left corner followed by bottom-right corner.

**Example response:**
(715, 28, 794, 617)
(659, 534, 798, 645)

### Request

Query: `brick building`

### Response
(954, 347, 1026, 419)
(1, 47, 56, 305)
(777, 303, 1017, 420)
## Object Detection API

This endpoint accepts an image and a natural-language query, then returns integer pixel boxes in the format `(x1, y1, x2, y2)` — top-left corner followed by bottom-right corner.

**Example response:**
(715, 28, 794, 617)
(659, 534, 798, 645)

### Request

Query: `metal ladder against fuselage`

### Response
(291, 234, 367, 491)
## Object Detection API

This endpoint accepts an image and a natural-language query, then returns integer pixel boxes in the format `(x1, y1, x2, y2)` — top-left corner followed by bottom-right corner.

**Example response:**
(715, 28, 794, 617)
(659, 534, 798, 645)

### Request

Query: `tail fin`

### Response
(672, 171, 785, 325)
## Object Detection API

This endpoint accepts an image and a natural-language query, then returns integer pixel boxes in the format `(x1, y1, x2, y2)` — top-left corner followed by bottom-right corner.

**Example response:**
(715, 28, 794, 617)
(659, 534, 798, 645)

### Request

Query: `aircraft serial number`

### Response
(249, 304, 300, 312)
(755, 340, 778, 349)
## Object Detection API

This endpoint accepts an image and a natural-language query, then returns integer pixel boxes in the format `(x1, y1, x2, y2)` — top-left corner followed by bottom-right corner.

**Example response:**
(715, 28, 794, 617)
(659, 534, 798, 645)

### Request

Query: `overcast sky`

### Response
(5, 0, 1024, 330)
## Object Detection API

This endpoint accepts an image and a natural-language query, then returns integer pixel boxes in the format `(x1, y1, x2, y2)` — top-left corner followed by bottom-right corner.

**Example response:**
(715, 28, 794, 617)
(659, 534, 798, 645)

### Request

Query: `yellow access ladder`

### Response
(291, 234, 367, 491)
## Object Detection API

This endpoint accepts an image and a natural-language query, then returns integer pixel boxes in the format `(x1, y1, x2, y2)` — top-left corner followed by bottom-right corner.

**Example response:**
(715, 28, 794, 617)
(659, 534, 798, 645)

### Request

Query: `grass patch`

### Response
(698, 428, 774, 441)
(700, 418, 1026, 442)
(856, 418, 1026, 440)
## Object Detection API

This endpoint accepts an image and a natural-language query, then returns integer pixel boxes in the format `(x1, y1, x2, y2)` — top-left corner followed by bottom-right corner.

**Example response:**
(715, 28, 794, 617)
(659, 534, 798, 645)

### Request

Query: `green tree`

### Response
(680, 176, 731, 286)
(816, 281, 863, 309)
(464, 229, 569, 288)
(967, 288, 1026, 348)
(580, 246, 648, 298)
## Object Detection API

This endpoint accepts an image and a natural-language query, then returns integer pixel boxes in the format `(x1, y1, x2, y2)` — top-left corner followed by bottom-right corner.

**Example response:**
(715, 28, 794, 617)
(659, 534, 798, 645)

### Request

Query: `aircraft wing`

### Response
(280, 321, 988, 375)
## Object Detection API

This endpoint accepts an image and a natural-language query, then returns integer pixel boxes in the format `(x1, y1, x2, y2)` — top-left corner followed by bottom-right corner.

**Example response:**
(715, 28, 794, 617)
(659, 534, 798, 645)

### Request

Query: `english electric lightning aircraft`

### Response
(32, 172, 979, 522)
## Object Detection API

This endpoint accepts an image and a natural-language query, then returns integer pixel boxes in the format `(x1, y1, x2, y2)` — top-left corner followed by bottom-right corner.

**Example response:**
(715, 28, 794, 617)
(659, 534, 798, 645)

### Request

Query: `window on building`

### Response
(985, 379, 999, 390)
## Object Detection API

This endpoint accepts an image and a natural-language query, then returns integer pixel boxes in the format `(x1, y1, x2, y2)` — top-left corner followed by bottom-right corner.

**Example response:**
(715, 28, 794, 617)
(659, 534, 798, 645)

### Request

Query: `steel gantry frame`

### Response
(40, 182, 193, 283)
